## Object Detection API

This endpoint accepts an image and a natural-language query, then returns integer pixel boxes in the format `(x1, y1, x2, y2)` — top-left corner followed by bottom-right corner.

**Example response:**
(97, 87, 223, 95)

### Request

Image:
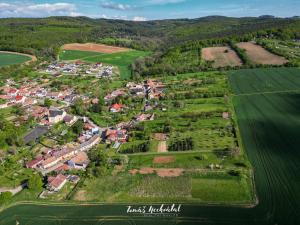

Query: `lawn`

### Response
(191, 176, 252, 203)
(59, 50, 150, 79)
(0, 53, 31, 67)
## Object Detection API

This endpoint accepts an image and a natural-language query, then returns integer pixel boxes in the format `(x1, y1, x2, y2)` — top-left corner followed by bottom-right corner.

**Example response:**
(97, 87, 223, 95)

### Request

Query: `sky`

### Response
(0, 0, 299, 20)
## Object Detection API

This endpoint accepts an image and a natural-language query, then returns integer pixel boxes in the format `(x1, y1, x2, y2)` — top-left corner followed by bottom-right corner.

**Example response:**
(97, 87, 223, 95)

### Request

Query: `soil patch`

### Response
(201, 46, 242, 68)
(153, 156, 175, 164)
(237, 42, 288, 65)
(62, 43, 130, 54)
(129, 168, 184, 177)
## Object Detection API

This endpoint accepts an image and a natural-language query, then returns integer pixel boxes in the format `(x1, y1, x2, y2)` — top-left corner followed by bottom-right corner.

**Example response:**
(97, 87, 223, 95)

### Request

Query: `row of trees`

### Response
(168, 137, 194, 152)
(121, 141, 150, 154)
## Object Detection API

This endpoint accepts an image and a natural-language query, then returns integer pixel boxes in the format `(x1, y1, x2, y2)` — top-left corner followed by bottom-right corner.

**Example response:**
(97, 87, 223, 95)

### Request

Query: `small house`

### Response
(47, 174, 67, 192)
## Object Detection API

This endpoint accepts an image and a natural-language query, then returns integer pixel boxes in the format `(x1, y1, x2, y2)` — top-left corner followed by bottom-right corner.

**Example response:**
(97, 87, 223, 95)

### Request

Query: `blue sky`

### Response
(0, 0, 299, 20)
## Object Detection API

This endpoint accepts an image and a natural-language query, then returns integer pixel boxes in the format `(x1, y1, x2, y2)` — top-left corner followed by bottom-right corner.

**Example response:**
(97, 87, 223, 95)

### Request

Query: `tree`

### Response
(72, 120, 84, 135)
(72, 98, 85, 116)
(44, 98, 52, 108)
(0, 192, 12, 205)
(89, 148, 108, 167)
(28, 174, 43, 191)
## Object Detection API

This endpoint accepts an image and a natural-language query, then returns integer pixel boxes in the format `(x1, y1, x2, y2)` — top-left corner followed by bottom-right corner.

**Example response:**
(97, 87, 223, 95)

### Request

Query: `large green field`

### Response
(0, 53, 31, 67)
(59, 50, 150, 79)
(1, 68, 300, 225)
(229, 67, 300, 94)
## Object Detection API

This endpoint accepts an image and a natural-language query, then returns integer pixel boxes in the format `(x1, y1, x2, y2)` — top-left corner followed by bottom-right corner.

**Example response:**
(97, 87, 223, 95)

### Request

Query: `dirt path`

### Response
(157, 141, 168, 152)
(0, 183, 27, 195)
(0, 51, 37, 64)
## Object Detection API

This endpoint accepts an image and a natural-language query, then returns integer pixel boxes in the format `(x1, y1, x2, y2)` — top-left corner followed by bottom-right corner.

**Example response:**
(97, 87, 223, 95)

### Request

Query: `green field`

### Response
(59, 50, 150, 79)
(229, 68, 300, 95)
(0, 53, 31, 67)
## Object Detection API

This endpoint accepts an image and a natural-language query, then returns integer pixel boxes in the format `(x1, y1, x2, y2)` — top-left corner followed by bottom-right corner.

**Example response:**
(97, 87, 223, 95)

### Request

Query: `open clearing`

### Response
(237, 42, 288, 65)
(0, 51, 36, 67)
(62, 43, 130, 54)
(201, 46, 243, 68)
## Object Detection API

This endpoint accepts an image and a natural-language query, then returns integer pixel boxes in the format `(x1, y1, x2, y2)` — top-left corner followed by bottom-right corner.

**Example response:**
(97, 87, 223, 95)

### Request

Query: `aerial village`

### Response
(43, 61, 115, 78)
(0, 62, 165, 196)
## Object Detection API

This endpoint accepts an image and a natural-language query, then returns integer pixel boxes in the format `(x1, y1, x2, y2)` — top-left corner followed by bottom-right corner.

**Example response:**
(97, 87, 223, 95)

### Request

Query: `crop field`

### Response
(229, 67, 300, 94)
(0, 52, 33, 67)
(201, 46, 243, 68)
(237, 42, 288, 65)
(59, 49, 150, 79)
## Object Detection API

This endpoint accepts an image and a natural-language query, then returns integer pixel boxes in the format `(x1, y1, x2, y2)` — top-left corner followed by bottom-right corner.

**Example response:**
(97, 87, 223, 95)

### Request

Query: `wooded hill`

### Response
(0, 16, 299, 58)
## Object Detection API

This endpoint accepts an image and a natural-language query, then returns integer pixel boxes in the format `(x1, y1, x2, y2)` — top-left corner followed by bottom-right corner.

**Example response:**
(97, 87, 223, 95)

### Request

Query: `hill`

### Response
(0, 16, 299, 58)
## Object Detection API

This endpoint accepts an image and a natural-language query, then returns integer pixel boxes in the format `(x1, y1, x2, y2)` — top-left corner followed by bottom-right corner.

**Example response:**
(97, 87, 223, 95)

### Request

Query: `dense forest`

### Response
(0, 16, 300, 57)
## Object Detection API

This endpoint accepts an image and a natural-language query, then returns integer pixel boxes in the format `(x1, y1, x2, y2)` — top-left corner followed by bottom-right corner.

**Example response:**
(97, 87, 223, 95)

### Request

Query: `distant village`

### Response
(43, 61, 115, 78)
(0, 65, 165, 195)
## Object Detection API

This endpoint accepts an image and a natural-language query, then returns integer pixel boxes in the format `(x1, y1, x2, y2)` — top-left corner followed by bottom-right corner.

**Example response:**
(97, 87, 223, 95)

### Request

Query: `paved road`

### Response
(0, 183, 27, 196)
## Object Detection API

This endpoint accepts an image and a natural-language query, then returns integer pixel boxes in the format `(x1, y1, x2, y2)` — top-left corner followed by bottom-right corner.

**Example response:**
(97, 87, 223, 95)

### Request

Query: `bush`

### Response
(0, 191, 13, 205)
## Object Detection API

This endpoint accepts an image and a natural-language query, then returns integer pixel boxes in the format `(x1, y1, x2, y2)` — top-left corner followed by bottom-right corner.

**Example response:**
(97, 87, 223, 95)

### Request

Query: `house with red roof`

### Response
(26, 157, 44, 169)
(105, 129, 128, 143)
(8, 88, 19, 96)
(110, 103, 124, 113)
(14, 95, 26, 104)
(47, 174, 67, 192)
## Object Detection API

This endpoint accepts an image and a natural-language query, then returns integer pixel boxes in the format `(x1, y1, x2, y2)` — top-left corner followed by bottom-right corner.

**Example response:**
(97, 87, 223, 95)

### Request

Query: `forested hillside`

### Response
(0, 16, 299, 59)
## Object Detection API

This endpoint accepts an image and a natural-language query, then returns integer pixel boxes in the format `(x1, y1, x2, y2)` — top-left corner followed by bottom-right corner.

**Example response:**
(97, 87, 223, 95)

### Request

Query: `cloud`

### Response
(101, 14, 128, 20)
(146, 0, 186, 5)
(133, 16, 147, 21)
(0, 2, 80, 18)
(101, 1, 132, 11)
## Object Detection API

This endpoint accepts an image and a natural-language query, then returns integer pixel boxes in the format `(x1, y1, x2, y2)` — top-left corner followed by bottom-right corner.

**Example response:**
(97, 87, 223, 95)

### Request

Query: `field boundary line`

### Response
(233, 89, 300, 97)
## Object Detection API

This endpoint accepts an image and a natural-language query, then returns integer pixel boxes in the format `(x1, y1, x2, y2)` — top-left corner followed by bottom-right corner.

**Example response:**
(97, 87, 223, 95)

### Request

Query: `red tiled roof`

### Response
(26, 157, 43, 168)
(55, 164, 70, 172)
(15, 95, 24, 101)
(49, 174, 67, 188)
(111, 103, 123, 110)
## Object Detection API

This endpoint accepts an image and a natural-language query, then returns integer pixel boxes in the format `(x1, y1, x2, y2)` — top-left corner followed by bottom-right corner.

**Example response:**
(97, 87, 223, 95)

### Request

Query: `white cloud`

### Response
(100, 14, 128, 20)
(101, 1, 132, 11)
(133, 16, 147, 21)
(0, 2, 80, 18)
(146, 0, 186, 5)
